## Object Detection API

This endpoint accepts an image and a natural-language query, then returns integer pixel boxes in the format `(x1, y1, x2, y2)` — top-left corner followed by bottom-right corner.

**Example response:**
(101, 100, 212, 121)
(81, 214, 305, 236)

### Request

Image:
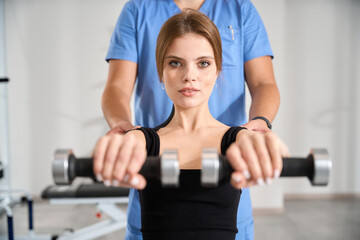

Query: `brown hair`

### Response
(156, 9, 222, 81)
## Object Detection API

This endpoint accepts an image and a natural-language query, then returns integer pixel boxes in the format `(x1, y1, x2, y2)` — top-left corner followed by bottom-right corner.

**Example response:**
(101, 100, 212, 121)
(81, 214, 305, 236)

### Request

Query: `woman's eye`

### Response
(169, 61, 181, 67)
(199, 61, 210, 68)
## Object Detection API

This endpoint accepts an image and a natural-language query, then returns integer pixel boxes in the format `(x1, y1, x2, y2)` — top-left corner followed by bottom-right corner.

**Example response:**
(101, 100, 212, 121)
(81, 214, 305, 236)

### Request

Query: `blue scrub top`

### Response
(106, 0, 273, 239)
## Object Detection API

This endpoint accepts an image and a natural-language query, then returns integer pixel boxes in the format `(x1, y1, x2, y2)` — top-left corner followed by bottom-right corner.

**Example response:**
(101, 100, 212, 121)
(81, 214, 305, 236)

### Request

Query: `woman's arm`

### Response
(93, 130, 148, 189)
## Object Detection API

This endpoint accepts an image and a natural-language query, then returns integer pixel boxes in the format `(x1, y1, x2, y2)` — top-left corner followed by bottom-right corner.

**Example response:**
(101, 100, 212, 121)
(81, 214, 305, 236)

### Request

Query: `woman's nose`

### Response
(183, 65, 197, 82)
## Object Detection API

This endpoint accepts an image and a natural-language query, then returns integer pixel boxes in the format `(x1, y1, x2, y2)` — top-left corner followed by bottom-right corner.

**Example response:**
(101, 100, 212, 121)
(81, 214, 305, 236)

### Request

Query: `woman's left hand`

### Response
(226, 129, 290, 189)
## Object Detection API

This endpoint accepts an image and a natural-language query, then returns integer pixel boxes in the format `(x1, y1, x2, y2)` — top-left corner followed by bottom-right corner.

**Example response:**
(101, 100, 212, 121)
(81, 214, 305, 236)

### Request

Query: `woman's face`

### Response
(162, 33, 218, 109)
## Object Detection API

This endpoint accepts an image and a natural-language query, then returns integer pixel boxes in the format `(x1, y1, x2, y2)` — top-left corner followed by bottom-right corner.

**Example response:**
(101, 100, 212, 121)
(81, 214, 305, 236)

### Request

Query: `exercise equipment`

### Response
(0, 162, 3, 179)
(201, 148, 331, 187)
(51, 148, 331, 187)
(53, 149, 179, 187)
(41, 184, 129, 240)
(0, 189, 53, 240)
(1, 1, 53, 238)
(0, 80, 53, 240)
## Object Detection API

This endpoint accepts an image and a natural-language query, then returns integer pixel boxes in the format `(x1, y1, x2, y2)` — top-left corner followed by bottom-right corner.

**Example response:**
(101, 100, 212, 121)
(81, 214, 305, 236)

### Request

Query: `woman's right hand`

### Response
(93, 131, 148, 189)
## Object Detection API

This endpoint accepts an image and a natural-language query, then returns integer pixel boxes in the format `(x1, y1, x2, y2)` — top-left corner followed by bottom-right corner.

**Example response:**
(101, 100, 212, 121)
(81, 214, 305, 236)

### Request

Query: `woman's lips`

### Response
(179, 87, 199, 97)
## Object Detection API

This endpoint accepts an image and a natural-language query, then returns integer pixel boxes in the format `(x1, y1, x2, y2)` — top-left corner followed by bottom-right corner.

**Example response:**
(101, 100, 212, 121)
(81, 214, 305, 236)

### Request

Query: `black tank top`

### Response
(137, 126, 243, 240)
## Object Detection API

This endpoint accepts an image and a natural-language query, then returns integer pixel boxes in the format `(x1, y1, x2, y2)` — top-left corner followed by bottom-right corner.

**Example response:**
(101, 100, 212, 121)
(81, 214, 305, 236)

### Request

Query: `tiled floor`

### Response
(1, 197, 359, 240)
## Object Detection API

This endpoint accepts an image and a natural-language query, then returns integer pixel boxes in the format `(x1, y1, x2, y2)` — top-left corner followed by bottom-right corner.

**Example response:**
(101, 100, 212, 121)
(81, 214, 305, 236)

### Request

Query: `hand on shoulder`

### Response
(106, 122, 141, 135)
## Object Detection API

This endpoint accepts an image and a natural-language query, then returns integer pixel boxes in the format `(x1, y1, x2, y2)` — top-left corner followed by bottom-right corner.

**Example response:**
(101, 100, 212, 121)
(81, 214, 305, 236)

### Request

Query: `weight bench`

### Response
(41, 183, 130, 240)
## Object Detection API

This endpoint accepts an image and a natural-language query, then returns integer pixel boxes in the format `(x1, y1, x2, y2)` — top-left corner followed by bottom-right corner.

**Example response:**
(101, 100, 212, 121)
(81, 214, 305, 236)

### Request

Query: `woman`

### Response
(94, 10, 288, 240)
(104, 1, 279, 239)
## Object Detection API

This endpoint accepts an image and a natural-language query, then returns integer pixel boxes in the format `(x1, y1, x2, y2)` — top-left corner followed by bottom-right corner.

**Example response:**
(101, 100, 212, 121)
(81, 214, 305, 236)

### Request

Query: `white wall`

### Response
(2, 0, 360, 208)
(282, 0, 359, 194)
(355, 1, 360, 193)
(4, 0, 128, 194)
(253, 0, 360, 197)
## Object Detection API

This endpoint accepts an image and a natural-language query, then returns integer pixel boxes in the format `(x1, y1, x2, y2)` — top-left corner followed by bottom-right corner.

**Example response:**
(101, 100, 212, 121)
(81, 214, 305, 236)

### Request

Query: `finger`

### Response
(110, 175, 135, 188)
(126, 142, 147, 175)
(226, 143, 250, 180)
(128, 173, 147, 190)
(110, 173, 134, 188)
(253, 133, 273, 185)
(265, 132, 282, 180)
(92, 136, 110, 181)
(102, 135, 123, 185)
(111, 134, 137, 183)
(239, 136, 264, 185)
(230, 172, 246, 189)
(243, 178, 258, 188)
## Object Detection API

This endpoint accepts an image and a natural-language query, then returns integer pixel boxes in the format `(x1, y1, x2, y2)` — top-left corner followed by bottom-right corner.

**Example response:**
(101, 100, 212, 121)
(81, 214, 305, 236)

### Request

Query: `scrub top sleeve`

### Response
(243, 0, 273, 62)
(106, 1, 138, 63)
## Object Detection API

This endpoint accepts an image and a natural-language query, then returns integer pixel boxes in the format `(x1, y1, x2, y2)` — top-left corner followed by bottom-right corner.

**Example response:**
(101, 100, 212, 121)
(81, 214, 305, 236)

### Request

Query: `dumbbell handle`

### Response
(53, 149, 178, 186)
(218, 156, 314, 179)
(65, 156, 323, 185)
(212, 148, 331, 186)
(67, 155, 161, 182)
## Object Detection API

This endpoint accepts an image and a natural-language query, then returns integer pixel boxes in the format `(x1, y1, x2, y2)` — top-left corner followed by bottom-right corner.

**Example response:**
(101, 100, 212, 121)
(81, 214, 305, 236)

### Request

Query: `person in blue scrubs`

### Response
(102, 1, 280, 239)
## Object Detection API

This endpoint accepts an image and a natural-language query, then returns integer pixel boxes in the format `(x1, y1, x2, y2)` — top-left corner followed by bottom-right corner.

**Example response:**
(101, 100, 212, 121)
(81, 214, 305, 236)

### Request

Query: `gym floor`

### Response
(1, 197, 359, 240)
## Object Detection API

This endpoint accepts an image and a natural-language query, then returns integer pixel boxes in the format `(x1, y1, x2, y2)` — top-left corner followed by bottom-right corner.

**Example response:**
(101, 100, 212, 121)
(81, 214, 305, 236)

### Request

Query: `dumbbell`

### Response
(52, 149, 180, 187)
(201, 148, 331, 187)
(52, 148, 331, 188)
